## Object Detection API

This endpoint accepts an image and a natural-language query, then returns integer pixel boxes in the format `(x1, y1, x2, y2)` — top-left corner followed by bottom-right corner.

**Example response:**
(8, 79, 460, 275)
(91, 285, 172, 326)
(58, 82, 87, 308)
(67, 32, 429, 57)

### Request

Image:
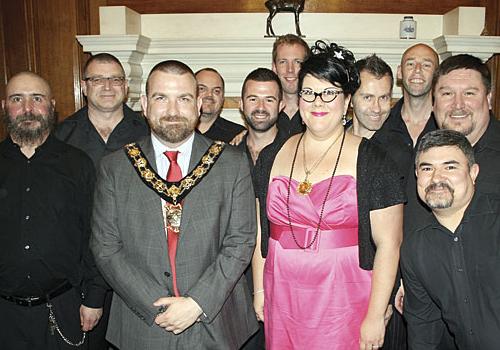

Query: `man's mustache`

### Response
(425, 182, 454, 194)
(202, 96, 215, 103)
(159, 116, 188, 123)
(449, 109, 469, 117)
(15, 112, 45, 123)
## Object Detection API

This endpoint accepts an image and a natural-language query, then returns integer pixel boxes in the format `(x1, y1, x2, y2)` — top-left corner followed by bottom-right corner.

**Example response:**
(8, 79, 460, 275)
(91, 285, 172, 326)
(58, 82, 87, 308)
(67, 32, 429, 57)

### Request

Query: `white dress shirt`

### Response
(151, 132, 194, 179)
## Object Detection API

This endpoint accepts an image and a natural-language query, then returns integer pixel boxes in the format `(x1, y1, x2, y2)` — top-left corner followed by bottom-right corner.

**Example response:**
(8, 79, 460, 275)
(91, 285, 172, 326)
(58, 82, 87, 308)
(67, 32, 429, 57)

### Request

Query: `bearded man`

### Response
(0, 72, 105, 349)
(91, 60, 258, 349)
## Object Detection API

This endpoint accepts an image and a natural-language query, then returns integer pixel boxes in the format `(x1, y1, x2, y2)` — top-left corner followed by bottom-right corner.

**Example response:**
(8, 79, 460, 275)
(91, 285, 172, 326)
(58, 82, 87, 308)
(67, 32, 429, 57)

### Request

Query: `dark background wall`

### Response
(1, 0, 499, 139)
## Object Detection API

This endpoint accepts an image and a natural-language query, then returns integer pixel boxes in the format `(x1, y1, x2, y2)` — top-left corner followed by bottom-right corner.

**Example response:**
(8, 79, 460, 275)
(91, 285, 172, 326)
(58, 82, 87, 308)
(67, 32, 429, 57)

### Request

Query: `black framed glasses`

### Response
(299, 88, 343, 103)
(84, 76, 126, 86)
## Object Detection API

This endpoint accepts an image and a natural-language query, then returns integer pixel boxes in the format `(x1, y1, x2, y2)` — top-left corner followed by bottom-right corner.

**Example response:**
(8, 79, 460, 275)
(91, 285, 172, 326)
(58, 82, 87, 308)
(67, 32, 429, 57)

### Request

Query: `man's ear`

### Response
(140, 95, 148, 118)
(396, 65, 402, 81)
(470, 163, 480, 184)
(197, 95, 202, 116)
(81, 80, 88, 97)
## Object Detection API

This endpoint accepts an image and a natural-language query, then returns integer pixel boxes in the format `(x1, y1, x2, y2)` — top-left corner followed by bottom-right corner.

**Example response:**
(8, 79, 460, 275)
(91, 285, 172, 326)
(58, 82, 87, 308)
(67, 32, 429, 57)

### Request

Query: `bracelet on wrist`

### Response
(253, 289, 264, 295)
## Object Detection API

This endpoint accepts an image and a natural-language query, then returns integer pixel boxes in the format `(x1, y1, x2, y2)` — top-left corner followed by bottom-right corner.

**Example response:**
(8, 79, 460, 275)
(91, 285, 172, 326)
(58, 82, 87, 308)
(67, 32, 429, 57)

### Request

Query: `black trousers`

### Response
(0, 288, 88, 350)
(382, 310, 407, 350)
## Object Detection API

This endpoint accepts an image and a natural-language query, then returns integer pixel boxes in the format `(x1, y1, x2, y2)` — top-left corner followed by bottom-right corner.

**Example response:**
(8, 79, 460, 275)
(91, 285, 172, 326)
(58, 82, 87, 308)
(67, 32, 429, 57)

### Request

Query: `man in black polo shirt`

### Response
(402, 129, 500, 349)
(195, 68, 245, 142)
(0, 72, 105, 349)
(372, 43, 439, 184)
(433, 54, 500, 197)
(55, 53, 149, 166)
(55, 53, 149, 350)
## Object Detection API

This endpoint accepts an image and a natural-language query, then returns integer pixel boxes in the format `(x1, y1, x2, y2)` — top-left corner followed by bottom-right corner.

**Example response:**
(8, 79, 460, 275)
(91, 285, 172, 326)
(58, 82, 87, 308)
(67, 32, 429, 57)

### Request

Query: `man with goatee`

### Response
(402, 130, 500, 349)
(195, 68, 245, 142)
(0, 72, 105, 349)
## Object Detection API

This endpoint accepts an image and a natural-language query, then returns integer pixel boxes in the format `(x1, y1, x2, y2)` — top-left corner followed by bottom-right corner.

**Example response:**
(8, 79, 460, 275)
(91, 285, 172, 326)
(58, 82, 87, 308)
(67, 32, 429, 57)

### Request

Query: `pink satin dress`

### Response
(264, 175, 372, 349)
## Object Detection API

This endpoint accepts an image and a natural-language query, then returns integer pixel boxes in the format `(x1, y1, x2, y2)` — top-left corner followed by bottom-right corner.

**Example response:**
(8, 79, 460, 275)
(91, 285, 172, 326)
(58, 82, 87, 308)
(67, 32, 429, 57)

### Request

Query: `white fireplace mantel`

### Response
(77, 6, 500, 120)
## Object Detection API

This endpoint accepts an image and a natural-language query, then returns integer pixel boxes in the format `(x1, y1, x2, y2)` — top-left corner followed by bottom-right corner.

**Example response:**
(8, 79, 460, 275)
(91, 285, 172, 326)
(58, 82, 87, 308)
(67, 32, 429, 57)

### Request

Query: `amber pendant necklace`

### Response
(297, 130, 344, 195)
(287, 129, 346, 249)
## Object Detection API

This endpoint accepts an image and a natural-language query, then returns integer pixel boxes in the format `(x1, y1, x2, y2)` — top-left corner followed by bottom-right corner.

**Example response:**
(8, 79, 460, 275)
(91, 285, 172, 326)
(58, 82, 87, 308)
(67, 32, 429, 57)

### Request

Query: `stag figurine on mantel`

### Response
(265, 0, 305, 37)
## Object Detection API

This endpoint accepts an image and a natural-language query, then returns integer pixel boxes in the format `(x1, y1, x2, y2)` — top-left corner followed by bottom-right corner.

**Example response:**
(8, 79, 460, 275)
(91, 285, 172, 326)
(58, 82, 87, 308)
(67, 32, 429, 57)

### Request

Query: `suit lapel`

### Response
(179, 134, 211, 240)
(138, 137, 169, 254)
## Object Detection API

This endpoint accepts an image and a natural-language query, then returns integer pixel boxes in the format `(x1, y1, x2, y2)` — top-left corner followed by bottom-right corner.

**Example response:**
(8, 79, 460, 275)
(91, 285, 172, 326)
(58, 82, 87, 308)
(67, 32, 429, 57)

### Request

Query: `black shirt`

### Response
(202, 116, 246, 143)
(0, 135, 106, 307)
(54, 104, 149, 166)
(471, 115, 500, 196)
(401, 192, 500, 350)
(372, 98, 438, 235)
(277, 110, 305, 137)
(371, 98, 438, 186)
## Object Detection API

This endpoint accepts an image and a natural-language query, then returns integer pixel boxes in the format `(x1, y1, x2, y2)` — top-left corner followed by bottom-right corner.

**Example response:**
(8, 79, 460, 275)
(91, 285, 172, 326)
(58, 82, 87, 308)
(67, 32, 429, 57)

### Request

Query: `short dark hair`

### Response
(355, 54, 394, 89)
(241, 68, 283, 100)
(195, 67, 225, 91)
(298, 41, 360, 95)
(272, 34, 310, 63)
(416, 129, 476, 168)
(433, 54, 491, 93)
(83, 53, 125, 78)
(146, 60, 195, 95)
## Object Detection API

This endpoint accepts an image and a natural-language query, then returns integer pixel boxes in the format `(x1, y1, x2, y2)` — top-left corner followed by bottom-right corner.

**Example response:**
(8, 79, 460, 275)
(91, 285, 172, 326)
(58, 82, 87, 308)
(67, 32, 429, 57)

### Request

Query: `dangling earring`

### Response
(342, 114, 347, 126)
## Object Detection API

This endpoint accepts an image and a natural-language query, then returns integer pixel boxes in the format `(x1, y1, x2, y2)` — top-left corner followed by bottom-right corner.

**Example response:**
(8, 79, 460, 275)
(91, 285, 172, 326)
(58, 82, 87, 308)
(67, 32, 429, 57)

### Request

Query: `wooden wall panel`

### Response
(0, 0, 5, 139)
(0, 0, 37, 140)
(34, 0, 90, 122)
(0, 0, 91, 138)
(106, 0, 481, 14)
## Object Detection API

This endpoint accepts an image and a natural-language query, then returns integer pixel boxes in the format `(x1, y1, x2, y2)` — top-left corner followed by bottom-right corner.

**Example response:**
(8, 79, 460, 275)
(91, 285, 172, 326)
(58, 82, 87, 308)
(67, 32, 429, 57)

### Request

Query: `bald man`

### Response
(373, 43, 440, 181)
(0, 72, 106, 349)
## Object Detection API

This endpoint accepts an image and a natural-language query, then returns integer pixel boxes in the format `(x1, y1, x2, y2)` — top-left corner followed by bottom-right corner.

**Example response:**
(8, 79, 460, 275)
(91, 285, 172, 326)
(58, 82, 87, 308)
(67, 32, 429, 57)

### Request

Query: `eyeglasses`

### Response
(84, 76, 126, 86)
(299, 88, 343, 103)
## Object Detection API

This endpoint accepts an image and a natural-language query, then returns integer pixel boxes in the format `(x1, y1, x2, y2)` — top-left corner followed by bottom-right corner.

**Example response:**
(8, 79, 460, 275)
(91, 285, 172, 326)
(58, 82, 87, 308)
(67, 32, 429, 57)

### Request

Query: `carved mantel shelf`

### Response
(77, 35, 500, 111)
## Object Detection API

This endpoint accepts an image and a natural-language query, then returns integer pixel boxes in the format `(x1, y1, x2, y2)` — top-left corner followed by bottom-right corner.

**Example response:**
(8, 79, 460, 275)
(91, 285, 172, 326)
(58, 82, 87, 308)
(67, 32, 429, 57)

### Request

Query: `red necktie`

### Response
(164, 151, 182, 297)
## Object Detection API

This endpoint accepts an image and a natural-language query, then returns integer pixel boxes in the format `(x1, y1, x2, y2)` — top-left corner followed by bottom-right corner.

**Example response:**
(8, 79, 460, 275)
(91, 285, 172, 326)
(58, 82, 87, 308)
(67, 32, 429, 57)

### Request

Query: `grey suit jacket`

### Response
(91, 133, 258, 349)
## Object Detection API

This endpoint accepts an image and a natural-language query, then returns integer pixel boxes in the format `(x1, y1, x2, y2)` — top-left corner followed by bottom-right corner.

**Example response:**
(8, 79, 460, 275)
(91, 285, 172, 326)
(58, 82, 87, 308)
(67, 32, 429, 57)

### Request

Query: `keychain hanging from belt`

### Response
(46, 301, 86, 346)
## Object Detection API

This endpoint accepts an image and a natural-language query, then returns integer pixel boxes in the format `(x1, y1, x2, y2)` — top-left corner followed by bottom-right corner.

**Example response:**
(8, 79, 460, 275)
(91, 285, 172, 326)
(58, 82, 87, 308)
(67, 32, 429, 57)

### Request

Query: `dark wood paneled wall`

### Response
(106, 0, 482, 14)
(0, 0, 91, 139)
(1, 0, 499, 140)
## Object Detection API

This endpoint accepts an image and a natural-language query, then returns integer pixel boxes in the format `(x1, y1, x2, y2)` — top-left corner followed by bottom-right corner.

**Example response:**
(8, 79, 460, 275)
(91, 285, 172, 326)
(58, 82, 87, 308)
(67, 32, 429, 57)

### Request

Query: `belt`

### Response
(0, 282, 73, 307)
(270, 223, 358, 251)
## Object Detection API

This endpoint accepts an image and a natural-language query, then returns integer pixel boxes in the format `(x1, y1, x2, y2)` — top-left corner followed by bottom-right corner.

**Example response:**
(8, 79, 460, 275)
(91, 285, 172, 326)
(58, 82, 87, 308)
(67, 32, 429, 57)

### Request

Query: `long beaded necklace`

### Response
(298, 130, 344, 195)
(286, 129, 346, 250)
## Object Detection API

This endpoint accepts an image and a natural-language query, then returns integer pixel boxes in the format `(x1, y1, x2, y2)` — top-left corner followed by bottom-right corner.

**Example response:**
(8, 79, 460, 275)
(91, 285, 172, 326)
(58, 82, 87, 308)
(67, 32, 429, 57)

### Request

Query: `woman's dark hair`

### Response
(298, 41, 360, 95)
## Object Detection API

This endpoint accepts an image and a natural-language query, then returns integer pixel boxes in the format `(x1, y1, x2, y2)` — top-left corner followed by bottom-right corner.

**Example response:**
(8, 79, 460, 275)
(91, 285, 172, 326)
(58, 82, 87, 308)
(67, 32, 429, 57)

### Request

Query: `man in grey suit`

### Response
(91, 60, 258, 349)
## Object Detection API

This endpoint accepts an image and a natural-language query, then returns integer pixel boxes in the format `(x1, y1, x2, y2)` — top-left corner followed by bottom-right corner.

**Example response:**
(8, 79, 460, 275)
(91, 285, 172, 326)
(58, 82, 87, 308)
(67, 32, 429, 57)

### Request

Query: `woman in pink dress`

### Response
(252, 42, 404, 350)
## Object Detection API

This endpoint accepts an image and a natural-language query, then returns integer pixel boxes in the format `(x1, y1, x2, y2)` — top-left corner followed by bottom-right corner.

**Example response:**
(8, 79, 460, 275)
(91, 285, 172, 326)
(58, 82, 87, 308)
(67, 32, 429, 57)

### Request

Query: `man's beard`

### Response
(200, 97, 219, 121)
(244, 109, 277, 132)
(441, 109, 475, 136)
(424, 182, 455, 209)
(150, 115, 196, 144)
(3, 108, 56, 145)
(403, 79, 432, 98)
